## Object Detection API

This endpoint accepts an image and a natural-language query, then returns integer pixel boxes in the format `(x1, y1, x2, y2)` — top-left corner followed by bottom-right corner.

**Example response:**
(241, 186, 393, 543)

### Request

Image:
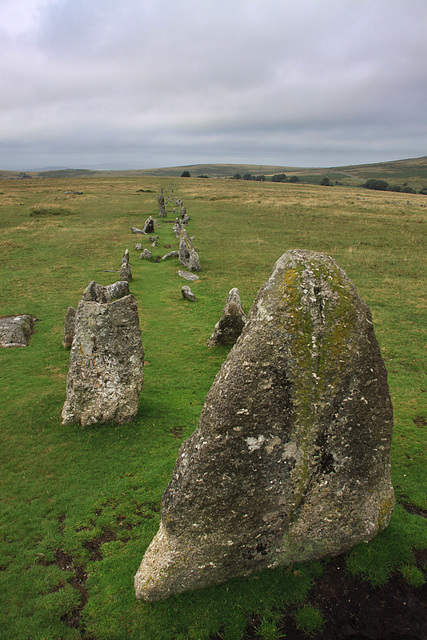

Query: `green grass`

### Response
(0, 176, 426, 639)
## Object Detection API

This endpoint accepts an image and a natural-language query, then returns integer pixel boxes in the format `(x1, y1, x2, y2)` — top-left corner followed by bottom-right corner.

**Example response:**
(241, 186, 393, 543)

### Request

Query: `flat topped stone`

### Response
(62, 281, 144, 427)
(0, 315, 37, 347)
(135, 249, 394, 601)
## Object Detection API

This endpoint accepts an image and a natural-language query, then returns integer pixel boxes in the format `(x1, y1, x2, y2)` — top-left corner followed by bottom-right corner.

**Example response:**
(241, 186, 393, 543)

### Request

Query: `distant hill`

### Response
(1, 156, 427, 189)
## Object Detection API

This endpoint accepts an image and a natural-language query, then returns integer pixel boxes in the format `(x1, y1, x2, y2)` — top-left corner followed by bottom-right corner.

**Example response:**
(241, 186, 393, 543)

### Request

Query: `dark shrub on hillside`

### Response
(243, 173, 253, 181)
(181, 170, 191, 177)
(233, 173, 242, 180)
(255, 175, 266, 181)
(321, 177, 332, 186)
(289, 176, 300, 183)
(401, 186, 416, 194)
(363, 179, 389, 191)
(272, 174, 287, 182)
(419, 187, 427, 195)
(387, 185, 402, 192)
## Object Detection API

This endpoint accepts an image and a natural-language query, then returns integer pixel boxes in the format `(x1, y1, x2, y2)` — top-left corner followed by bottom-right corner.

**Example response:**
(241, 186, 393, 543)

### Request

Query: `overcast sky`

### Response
(1, 0, 426, 170)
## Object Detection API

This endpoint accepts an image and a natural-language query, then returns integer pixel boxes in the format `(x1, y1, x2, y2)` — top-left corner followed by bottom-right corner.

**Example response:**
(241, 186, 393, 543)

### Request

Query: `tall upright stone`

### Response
(157, 189, 166, 218)
(179, 229, 201, 272)
(207, 288, 247, 346)
(62, 281, 144, 426)
(135, 250, 394, 601)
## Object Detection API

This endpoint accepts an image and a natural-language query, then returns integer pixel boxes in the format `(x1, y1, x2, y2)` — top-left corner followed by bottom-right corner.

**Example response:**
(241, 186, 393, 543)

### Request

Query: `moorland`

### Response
(0, 164, 426, 639)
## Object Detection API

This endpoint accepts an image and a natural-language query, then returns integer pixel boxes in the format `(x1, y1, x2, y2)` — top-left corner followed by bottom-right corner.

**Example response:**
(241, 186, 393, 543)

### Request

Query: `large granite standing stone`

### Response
(62, 281, 144, 427)
(135, 249, 394, 601)
(179, 229, 201, 272)
(207, 288, 247, 347)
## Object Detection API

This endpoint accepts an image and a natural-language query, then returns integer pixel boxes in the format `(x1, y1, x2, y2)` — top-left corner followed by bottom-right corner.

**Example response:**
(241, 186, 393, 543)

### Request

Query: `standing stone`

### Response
(135, 249, 394, 601)
(207, 288, 247, 347)
(120, 262, 132, 282)
(157, 189, 166, 217)
(142, 216, 155, 234)
(173, 218, 182, 237)
(62, 306, 76, 349)
(181, 285, 197, 302)
(121, 249, 130, 265)
(61, 281, 144, 426)
(179, 229, 201, 272)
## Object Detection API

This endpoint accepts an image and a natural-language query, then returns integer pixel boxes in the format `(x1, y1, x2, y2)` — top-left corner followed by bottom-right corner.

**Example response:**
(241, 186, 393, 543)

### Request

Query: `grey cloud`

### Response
(1, 0, 426, 169)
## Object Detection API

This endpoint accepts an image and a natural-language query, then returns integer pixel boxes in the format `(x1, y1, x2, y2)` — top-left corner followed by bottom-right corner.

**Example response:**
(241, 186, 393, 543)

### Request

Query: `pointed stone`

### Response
(207, 288, 247, 346)
(135, 250, 394, 601)
(179, 229, 201, 272)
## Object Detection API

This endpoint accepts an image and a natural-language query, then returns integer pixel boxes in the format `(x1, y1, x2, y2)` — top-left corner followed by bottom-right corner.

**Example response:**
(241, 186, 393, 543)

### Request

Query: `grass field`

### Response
(0, 175, 426, 639)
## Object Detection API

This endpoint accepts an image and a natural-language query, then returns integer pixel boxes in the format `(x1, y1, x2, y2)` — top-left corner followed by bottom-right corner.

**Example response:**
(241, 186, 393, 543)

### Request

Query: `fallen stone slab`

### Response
(0, 315, 37, 348)
(181, 286, 196, 302)
(62, 281, 144, 426)
(207, 288, 247, 347)
(131, 227, 144, 234)
(135, 249, 394, 601)
(177, 270, 200, 281)
(162, 251, 179, 260)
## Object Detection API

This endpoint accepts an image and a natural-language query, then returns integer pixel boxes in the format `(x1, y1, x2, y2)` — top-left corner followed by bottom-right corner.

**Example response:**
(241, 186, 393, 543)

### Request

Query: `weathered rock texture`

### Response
(120, 262, 132, 282)
(157, 189, 166, 217)
(62, 281, 144, 426)
(177, 270, 200, 281)
(62, 306, 76, 348)
(135, 249, 394, 601)
(142, 216, 155, 234)
(179, 229, 201, 272)
(181, 285, 196, 302)
(0, 315, 37, 347)
(140, 249, 152, 260)
(207, 288, 247, 347)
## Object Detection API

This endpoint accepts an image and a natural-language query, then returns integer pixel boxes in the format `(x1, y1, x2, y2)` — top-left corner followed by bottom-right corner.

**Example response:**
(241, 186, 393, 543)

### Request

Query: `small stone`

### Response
(140, 249, 152, 260)
(181, 286, 196, 302)
(135, 243, 143, 251)
(0, 315, 36, 348)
